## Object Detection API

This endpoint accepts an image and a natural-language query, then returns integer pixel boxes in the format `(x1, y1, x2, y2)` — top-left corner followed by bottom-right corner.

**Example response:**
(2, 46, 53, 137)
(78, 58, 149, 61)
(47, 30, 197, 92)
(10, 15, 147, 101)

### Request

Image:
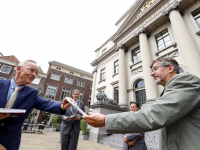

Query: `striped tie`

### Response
(5, 86, 21, 108)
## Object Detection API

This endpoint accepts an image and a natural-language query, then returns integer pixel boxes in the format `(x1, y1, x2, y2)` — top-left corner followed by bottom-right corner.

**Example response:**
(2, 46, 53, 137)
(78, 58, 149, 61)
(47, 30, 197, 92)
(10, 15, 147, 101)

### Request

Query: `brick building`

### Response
(44, 61, 93, 105)
(0, 55, 19, 79)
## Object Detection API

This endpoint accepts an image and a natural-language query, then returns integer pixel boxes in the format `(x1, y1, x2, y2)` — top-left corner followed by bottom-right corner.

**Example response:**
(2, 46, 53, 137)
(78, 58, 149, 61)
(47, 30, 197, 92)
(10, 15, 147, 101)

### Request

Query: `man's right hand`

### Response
(127, 141, 135, 146)
(0, 113, 10, 120)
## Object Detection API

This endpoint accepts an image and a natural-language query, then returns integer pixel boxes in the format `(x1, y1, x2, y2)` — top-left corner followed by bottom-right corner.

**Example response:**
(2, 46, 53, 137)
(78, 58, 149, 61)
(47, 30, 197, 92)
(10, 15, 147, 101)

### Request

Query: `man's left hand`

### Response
(61, 97, 74, 110)
(72, 116, 79, 120)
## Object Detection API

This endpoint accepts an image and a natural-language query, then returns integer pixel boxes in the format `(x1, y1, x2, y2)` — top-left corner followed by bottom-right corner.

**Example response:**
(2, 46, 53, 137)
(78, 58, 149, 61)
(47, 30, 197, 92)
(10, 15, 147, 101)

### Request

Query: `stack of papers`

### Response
(0, 108, 26, 117)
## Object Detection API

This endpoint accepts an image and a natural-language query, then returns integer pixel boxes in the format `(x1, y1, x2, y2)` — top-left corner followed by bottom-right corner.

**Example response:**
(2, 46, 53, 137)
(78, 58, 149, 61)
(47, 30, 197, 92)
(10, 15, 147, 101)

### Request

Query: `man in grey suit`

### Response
(123, 101, 147, 150)
(60, 89, 85, 150)
(83, 57, 200, 150)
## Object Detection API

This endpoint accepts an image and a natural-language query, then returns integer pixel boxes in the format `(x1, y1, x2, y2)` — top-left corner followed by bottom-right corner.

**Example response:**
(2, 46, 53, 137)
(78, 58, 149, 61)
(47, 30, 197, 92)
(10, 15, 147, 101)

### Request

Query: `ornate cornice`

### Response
(162, 1, 184, 17)
(134, 27, 151, 38)
(115, 44, 128, 52)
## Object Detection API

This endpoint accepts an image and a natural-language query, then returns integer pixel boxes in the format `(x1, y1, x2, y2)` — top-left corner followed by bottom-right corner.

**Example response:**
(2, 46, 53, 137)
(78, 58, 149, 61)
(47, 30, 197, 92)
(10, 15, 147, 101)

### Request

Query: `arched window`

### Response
(135, 80, 145, 88)
(134, 79, 146, 109)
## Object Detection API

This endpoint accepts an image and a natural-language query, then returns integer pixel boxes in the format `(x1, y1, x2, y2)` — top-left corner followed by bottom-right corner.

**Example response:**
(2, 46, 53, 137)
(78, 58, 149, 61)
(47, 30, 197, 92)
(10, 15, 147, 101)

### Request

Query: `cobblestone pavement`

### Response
(20, 130, 119, 150)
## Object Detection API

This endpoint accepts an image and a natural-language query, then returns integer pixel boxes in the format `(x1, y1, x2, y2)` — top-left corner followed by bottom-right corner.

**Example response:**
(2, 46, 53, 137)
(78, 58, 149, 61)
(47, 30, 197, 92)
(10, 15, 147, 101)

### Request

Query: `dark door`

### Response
(135, 89, 146, 108)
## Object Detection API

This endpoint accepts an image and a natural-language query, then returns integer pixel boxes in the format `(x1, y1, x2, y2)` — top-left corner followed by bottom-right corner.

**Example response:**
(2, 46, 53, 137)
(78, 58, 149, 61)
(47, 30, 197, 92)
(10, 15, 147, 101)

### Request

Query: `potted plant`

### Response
(80, 120, 89, 140)
(51, 115, 58, 132)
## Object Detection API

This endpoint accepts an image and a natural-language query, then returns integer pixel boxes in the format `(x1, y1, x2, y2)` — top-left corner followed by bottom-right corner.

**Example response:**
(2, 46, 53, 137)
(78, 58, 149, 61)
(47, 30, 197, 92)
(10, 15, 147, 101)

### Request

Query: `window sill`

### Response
(0, 71, 10, 74)
(130, 61, 142, 69)
(98, 79, 106, 84)
(64, 82, 73, 85)
(76, 85, 85, 88)
(155, 43, 177, 56)
(50, 79, 60, 82)
(112, 73, 119, 78)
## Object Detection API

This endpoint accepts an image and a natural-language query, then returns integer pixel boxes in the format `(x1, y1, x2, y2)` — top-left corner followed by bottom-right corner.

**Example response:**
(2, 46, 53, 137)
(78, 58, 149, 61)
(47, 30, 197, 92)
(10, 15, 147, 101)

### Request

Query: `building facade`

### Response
(40, 60, 93, 125)
(91, 0, 200, 108)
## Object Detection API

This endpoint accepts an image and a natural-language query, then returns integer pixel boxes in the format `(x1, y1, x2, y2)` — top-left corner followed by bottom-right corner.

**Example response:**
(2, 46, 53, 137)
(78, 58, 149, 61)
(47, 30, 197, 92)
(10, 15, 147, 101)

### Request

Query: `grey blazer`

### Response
(123, 133, 147, 150)
(106, 73, 200, 150)
(60, 101, 85, 135)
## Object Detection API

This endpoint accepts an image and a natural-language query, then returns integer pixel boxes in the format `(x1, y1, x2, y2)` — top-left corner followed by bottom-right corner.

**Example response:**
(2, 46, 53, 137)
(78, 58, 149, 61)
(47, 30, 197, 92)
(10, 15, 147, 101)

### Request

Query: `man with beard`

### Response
(83, 57, 200, 150)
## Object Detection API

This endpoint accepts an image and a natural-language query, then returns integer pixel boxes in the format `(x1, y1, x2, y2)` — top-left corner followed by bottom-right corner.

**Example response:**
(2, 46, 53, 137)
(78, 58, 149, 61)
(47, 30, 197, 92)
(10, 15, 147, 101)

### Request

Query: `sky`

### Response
(0, 0, 136, 73)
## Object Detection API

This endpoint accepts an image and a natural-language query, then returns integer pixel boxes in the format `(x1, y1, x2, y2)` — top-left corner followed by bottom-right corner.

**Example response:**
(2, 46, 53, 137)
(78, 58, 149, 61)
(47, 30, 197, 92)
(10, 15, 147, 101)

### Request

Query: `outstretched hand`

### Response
(82, 113, 105, 127)
(0, 113, 10, 120)
(61, 97, 75, 110)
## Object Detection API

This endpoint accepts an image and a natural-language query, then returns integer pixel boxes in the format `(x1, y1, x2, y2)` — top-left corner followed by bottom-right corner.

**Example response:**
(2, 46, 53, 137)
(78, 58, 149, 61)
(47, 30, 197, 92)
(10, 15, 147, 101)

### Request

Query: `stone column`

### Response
(115, 45, 128, 106)
(163, 2, 200, 77)
(135, 28, 158, 100)
(91, 69, 97, 105)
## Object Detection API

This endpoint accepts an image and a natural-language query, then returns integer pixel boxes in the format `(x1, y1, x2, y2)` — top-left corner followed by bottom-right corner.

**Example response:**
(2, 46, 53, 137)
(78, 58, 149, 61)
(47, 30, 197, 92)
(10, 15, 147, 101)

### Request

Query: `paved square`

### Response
(20, 131, 119, 150)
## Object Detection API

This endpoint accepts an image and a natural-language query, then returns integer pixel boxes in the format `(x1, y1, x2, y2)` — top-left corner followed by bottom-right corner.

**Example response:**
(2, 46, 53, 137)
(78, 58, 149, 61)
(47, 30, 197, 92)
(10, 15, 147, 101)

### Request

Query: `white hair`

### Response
(18, 60, 37, 67)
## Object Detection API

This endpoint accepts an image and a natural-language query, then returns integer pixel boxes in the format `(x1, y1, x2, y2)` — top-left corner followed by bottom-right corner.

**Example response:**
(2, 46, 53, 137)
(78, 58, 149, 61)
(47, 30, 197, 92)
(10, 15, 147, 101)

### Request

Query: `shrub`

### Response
(51, 115, 58, 128)
(80, 120, 89, 135)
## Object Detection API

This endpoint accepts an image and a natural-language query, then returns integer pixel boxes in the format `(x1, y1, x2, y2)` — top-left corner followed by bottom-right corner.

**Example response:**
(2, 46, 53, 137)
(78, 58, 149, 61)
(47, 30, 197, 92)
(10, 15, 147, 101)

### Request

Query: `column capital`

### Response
(115, 44, 128, 52)
(92, 68, 97, 74)
(162, 2, 184, 17)
(134, 28, 151, 38)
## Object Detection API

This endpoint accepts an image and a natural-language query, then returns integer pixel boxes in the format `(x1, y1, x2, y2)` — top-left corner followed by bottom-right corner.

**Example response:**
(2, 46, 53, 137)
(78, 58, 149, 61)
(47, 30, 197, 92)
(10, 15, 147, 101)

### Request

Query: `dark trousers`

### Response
(61, 125, 79, 150)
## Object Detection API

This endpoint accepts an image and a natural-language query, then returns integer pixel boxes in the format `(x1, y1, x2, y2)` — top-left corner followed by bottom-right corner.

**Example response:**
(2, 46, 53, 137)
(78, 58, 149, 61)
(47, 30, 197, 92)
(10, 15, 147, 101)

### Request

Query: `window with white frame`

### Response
(45, 85, 57, 99)
(192, 8, 200, 29)
(78, 92, 83, 101)
(155, 29, 172, 50)
(0, 65, 12, 74)
(114, 60, 119, 74)
(31, 77, 41, 85)
(77, 80, 84, 88)
(131, 47, 141, 64)
(50, 73, 60, 81)
(100, 68, 105, 81)
(60, 88, 71, 100)
(64, 77, 73, 84)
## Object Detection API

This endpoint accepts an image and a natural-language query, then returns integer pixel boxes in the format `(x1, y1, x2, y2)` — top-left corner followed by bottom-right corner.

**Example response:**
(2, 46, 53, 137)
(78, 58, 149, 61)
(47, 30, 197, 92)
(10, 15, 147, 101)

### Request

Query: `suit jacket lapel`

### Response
(0, 79, 11, 108)
(160, 88, 165, 97)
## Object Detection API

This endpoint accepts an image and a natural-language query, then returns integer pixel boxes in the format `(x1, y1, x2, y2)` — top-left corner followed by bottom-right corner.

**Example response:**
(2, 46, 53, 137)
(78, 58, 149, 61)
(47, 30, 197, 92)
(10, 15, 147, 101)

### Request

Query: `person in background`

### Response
(123, 101, 147, 150)
(60, 89, 85, 150)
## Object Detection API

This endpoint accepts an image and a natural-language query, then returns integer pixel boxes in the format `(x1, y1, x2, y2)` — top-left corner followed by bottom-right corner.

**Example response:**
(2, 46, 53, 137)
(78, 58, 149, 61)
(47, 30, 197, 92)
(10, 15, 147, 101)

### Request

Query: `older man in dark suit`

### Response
(0, 60, 72, 150)
(60, 89, 85, 150)
(123, 102, 147, 150)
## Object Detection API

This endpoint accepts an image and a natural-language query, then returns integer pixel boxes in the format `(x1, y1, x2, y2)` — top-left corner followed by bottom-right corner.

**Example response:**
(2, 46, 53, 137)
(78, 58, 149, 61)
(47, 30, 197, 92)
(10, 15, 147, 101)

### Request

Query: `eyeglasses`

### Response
(26, 68, 38, 76)
(151, 65, 169, 74)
